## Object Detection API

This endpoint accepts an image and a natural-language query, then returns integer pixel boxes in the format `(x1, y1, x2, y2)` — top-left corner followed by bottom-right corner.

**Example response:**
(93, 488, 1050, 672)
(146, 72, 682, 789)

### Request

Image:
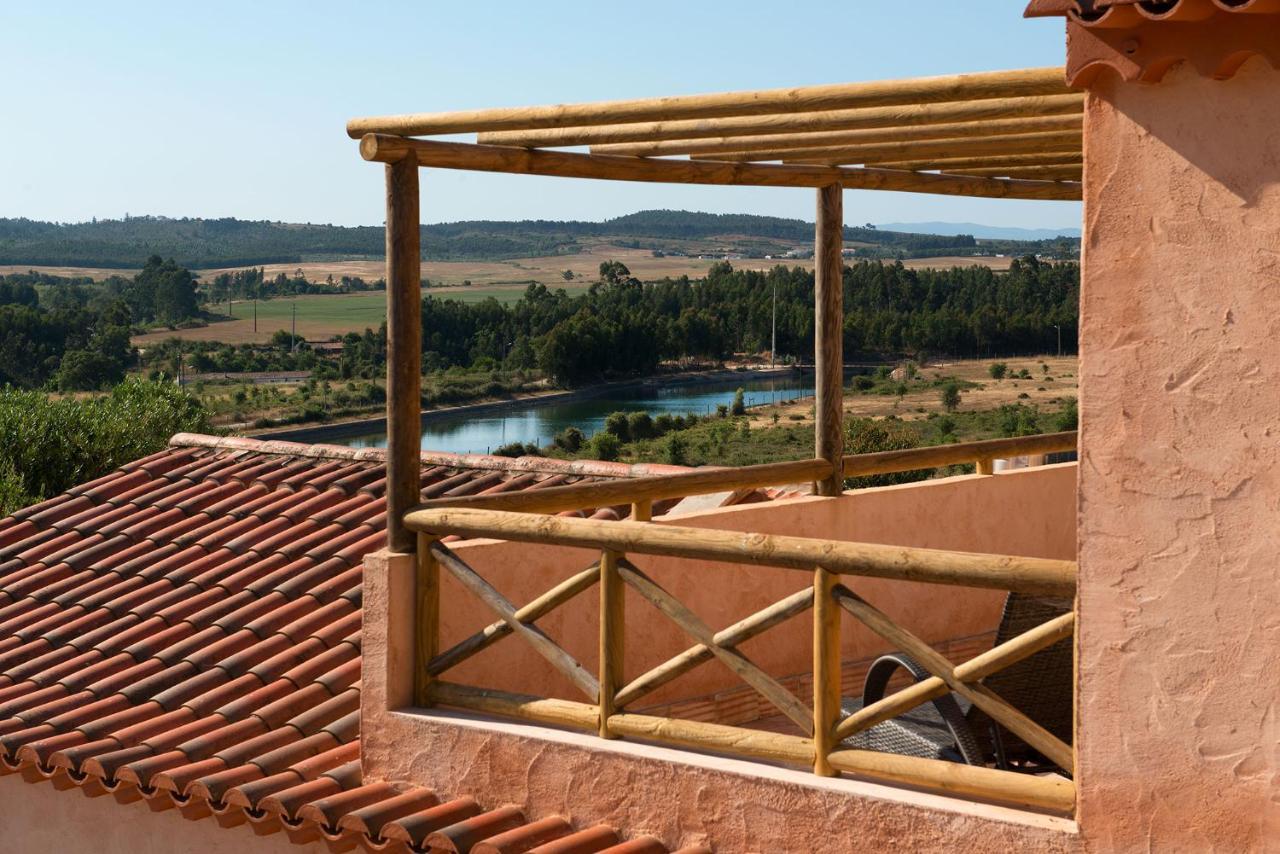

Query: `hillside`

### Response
(0, 211, 1079, 269)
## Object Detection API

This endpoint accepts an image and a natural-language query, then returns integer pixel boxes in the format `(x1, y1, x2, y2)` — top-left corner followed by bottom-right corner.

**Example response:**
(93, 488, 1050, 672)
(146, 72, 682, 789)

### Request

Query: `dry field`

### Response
(748, 355, 1077, 428)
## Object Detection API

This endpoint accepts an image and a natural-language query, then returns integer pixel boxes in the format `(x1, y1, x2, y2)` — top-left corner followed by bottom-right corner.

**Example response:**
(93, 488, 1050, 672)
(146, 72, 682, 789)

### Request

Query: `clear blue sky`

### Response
(1, 1, 1078, 231)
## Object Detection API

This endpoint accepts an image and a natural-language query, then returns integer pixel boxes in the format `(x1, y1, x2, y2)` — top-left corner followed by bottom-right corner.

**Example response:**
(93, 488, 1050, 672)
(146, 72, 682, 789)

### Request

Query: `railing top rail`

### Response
(402, 431, 1079, 518)
(404, 507, 1076, 596)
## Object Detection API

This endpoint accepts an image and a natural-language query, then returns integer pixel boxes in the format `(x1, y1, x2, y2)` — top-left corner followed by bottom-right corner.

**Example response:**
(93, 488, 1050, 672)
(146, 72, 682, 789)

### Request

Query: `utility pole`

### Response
(770, 279, 777, 368)
(1054, 324, 1062, 358)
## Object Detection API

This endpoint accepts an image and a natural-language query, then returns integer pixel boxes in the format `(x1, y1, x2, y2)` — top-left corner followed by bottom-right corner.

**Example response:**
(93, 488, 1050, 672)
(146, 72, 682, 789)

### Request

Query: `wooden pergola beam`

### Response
(477, 93, 1084, 149)
(955, 164, 1083, 180)
(359, 136, 1082, 201)
(347, 67, 1074, 137)
(694, 130, 1081, 165)
(590, 115, 1082, 158)
(846, 151, 1085, 172)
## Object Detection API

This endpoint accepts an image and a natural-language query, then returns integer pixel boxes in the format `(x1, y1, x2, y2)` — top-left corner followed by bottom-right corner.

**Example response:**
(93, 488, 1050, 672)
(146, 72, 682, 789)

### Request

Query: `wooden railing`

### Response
(406, 430, 1079, 518)
(403, 506, 1078, 814)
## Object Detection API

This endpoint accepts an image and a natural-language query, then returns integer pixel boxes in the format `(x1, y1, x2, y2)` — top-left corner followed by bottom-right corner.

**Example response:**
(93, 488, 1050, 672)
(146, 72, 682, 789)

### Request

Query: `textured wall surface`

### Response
(1076, 56, 1280, 852)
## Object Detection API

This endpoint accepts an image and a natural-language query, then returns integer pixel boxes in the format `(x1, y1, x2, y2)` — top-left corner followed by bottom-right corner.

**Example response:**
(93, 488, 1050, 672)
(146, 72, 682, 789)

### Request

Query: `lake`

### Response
(332, 374, 816, 455)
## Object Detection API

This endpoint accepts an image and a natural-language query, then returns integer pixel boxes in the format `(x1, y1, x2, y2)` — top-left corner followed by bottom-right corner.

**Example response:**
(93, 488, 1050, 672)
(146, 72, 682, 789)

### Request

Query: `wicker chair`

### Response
(837, 593, 1073, 772)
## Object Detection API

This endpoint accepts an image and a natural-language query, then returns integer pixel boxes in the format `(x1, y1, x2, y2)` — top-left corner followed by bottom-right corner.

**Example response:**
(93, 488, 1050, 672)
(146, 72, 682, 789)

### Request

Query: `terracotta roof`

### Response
(1025, 0, 1278, 24)
(0, 435, 717, 853)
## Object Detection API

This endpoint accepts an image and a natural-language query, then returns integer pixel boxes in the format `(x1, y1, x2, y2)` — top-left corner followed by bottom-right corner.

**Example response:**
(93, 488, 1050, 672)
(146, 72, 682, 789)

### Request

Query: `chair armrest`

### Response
(861, 653, 985, 766)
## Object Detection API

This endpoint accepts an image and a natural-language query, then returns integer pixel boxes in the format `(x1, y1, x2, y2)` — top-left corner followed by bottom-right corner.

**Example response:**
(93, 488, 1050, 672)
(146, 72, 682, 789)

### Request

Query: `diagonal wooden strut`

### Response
(430, 543, 600, 701)
(427, 560, 600, 676)
(831, 584, 1073, 773)
(833, 610, 1075, 742)
(616, 558, 813, 734)
(614, 587, 814, 708)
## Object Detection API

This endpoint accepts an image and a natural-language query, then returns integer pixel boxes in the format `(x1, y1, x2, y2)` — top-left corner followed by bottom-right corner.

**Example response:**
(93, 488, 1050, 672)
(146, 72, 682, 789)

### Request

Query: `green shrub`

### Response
(665, 433, 689, 466)
(604, 411, 630, 441)
(1055, 398, 1079, 431)
(989, 362, 1008, 380)
(0, 380, 210, 511)
(627, 411, 656, 440)
(843, 418, 930, 490)
(940, 382, 961, 412)
(730, 388, 746, 416)
(553, 426, 585, 453)
(589, 432, 621, 462)
(853, 375, 875, 391)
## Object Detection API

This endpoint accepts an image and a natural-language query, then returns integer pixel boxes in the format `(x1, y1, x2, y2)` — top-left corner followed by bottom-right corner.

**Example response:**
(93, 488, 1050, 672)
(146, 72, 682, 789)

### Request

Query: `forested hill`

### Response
(0, 211, 1078, 269)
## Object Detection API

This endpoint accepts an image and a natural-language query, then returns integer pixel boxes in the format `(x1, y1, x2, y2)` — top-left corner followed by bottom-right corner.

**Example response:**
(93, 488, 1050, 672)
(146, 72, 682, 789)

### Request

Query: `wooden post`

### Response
(599, 550, 625, 738)
(813, 568, 841, 775)
(415, 533, 439, 706)
(631, 500, 652, 522)
(385, 153, 421, 553)
(976, 457, 995, 475)
(814, 183, 844, 496)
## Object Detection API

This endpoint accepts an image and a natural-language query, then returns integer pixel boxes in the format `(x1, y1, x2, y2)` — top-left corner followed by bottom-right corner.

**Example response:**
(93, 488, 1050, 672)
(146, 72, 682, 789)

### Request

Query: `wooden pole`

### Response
(813, 568, 841, 775)
(599, 550, 624, 738)
(695, 131, 1081, 165)
(590, 115, 1083, 157)
(814, 183, 844, 497)
(477, 93, 1085, 149)
(359, 136, 1083, 202)
(346, 67, 1074, 137)
(416, 532, 439, 706)
(385, 153, 421, 553)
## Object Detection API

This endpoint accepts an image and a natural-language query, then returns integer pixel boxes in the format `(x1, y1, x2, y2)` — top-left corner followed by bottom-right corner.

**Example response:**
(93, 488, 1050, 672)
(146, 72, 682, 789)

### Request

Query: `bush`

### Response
(493, 441, 542, 458)
(730, 388, 746, 416)
(715, 404, 729, 418)
(627, 411, 656, 440)
(589, 432, 621, 462)
(0, 456, 34, 517)
(989, 362, 1008, 380)
(843, 418, 930, 489)
(603, 411, 630, 441)
(553, 426, 584, 452)
(665, 433, 689, 466)
(853, 375, 875, 391)
(0, 379, 210, 510)
(1055, 398, 1078, 431)
(940, 382, 961, 412)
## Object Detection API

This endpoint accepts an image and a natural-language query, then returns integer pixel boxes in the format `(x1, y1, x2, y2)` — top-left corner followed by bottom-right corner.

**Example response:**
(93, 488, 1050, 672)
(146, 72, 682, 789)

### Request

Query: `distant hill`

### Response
(0, 211, 1078, 269)
(876, 221, 1082, 241)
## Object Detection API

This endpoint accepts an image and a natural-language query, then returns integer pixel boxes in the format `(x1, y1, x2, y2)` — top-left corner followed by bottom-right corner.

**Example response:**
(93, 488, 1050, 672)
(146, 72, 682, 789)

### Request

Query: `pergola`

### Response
(346, 66, 1083, 552)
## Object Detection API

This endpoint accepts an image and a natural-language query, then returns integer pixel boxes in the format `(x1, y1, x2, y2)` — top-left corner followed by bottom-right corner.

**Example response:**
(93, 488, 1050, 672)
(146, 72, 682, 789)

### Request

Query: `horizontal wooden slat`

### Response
(590, 115, 1082, 157)
(429, 681, 599, 731)
(697, 131, 1081, 165)
(826, 748, 1075, 813)
(843, 431, 1077, 478)
(609, 712, 815, 765)
(405, 509, 1077, 596)
(347, 67, 1074, 137)
(826, 151, 1086, 171)
(358, 136, 1083, 201)
(478, 94, 1084, 149)
(952, 165, 1083, 180)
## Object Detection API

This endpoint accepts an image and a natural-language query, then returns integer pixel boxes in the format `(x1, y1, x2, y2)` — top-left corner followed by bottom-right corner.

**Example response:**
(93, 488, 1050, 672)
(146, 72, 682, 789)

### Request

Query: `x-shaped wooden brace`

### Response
(831, 583, 1074, 773)
(428, 542, 600, 702)
(616, 557, 814, 735)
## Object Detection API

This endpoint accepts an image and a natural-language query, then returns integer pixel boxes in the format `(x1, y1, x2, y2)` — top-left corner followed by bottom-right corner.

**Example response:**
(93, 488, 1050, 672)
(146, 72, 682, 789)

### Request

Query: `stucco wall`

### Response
(0, 772, 315, 854)
(434, 465, 1077, 707)
(1076, 57, 1280, 851)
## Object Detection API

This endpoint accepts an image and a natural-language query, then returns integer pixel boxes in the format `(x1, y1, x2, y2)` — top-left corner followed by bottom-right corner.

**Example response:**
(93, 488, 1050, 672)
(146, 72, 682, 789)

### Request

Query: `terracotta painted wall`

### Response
(436, 465, 1077, 707)
(1076, 57, 1280, 852)
(0, 772, 316, 854)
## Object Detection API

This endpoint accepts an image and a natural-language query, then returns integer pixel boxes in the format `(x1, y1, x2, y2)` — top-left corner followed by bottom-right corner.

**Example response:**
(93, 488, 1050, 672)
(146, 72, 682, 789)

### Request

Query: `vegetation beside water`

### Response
(0, 380, 210, 515)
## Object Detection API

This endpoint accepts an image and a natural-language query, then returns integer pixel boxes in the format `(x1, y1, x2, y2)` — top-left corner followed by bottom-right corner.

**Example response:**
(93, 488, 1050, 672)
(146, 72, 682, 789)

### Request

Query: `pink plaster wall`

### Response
(362, 466, 1079, 852)
(0, 772, 315, 854)
(1076, 57, 1280, 851)
(433, 465, 1077, 708)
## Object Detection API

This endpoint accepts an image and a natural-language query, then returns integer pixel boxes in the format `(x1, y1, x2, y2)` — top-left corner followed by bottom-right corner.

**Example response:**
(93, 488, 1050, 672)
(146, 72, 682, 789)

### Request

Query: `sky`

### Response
(1, 1, 1080, 232)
